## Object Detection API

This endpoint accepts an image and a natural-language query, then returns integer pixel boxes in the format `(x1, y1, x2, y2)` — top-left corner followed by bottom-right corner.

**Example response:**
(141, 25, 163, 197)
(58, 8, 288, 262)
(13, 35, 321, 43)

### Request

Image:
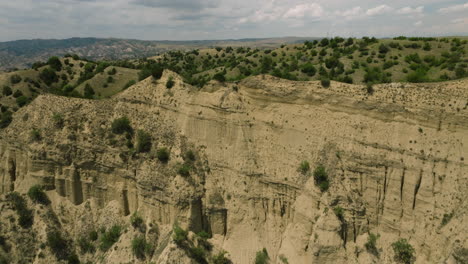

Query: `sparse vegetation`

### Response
(99, 225, 122, 251)
(30, 128, 41, 141)
(78, 236, 95, 254)
(365, 233, 380, 256)
(392, 238, 415, 264)
(299, 160, 310, 174)
(173, 225, 188, 246)
(47, 230, 71, 260)
(130, 212, 144, 228)
(212, 251, 231, 264)
(333, 206, 344, 221)
(131, 236, 152, 259)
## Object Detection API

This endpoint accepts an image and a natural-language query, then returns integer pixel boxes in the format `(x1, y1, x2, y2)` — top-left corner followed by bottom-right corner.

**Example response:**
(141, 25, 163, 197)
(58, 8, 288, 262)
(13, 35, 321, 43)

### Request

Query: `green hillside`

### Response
(141, 36, 467, 87)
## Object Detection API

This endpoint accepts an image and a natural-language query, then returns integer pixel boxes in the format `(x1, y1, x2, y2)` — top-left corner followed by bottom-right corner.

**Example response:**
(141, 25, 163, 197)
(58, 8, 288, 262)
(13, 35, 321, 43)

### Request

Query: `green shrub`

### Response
(213, 72, 226, 82)
(2, 86, 12, 96)
(131, 236, 151, 259)
(166, 76, 175, 89)
(313, 165, 329, 192)
(67, 254, 80, 264)
(84, 83, 95, 99)
(47, 230, 70, 260)
(130, 212, 144, 228)
(255, 248, 269, 264)
(441, 212, 454, 226)
(52, 113, 64, 128)
(10, 74, 22, 84)
(136, 130, 151, 153)
(320, 78, 330, 88)
(123, 80, 136, 90)
(391, 239, 415, 264)
(151, 66, 164, 79)
(30, 128, 41, 141)
(212, 251, 231, 264)
(99, 225, 122, 251)
(365, 233, 379, 255)
(111, 116, 132, 134)
(107, 76, 114, 83)
(177, 163, 191, 177)
(47, 56, 62, 71)
(156, 147, 170, 163)
(299, 161, 310, 174)
(78, 236, 95, 254)
(27, 185, 50, 205)
(108, 68, 117, 75)
(13, 89, 23, 98)
(0, 111, 12, 129)
(39, 67, 59, 85)
(16, 96, 29, 107)
(89, 230, 98, 241)
(279, 254, 289, 263)
(173, 225, 188, 246)
(366, 83, 374, 95)
(189, 246, 207, 263)
(333, 206, 344, 221)
(184, 150, 196, 162)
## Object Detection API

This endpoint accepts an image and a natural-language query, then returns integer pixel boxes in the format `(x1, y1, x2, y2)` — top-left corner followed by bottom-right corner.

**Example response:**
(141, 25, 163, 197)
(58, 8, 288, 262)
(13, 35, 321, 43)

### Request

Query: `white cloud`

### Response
(438, 2, 468, 13)
(283, 3, 324, 19)
(396, 6, 423, 15)
(366, 5, 393, 16)
(413, 20, 422, 26)
(335, 6, 363, 20)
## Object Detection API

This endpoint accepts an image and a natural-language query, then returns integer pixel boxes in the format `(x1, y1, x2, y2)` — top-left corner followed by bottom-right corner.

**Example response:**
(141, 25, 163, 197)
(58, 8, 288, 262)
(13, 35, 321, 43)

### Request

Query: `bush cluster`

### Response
(111, 116, 132, 134)
(7, 192, 33, 228)
(27, 185, 50, 205)
(391, 239, 415, 264)
(313, 165, 329, 192)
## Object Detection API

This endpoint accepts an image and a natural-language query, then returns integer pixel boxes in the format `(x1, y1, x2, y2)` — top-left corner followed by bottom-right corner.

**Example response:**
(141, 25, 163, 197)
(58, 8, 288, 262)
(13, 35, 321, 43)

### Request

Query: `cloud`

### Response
(413, 20, 422, 26)
(438, 2, 468, 13)
(0, 0, 467, 42)
(283, 3, 324, 19)
(396, 6, 424, 15)
(132, 0, 219, 11)
(335, 6, 363, 20)
(366, 5, 393, 16)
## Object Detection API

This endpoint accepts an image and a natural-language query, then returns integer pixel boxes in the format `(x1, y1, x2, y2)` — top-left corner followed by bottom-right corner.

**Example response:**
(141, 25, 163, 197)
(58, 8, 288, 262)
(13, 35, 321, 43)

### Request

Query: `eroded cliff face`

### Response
(0, 72, 467, 264)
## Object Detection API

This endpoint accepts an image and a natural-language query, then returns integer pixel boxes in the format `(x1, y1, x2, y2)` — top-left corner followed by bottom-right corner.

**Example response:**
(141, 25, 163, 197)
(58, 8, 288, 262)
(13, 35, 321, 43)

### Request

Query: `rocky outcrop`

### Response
(0, 72, 466, 263)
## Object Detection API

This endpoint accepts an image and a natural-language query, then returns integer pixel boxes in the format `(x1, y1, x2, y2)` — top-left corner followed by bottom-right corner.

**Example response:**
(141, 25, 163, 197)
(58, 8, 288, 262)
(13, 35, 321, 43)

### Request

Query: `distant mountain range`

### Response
(0, 37, 317, 71)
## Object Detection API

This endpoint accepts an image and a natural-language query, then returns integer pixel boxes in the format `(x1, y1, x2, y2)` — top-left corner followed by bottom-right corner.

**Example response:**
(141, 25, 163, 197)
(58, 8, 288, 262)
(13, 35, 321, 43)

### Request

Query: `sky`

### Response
(0, 0, 467, 42)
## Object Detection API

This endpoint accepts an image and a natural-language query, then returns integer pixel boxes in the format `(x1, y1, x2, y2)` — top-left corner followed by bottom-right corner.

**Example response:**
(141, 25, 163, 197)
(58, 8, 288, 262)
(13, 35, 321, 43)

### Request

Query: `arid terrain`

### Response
(0, 68, 466, 263)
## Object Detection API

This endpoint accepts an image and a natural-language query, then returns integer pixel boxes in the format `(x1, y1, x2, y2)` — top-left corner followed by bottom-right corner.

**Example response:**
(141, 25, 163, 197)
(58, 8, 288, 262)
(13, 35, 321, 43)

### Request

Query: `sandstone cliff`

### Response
(0, 71, 467, 263)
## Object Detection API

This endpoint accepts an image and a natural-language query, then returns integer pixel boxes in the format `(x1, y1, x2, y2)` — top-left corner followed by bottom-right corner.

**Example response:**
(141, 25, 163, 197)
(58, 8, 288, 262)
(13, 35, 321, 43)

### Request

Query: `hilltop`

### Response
(0, 37, 317, 71)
